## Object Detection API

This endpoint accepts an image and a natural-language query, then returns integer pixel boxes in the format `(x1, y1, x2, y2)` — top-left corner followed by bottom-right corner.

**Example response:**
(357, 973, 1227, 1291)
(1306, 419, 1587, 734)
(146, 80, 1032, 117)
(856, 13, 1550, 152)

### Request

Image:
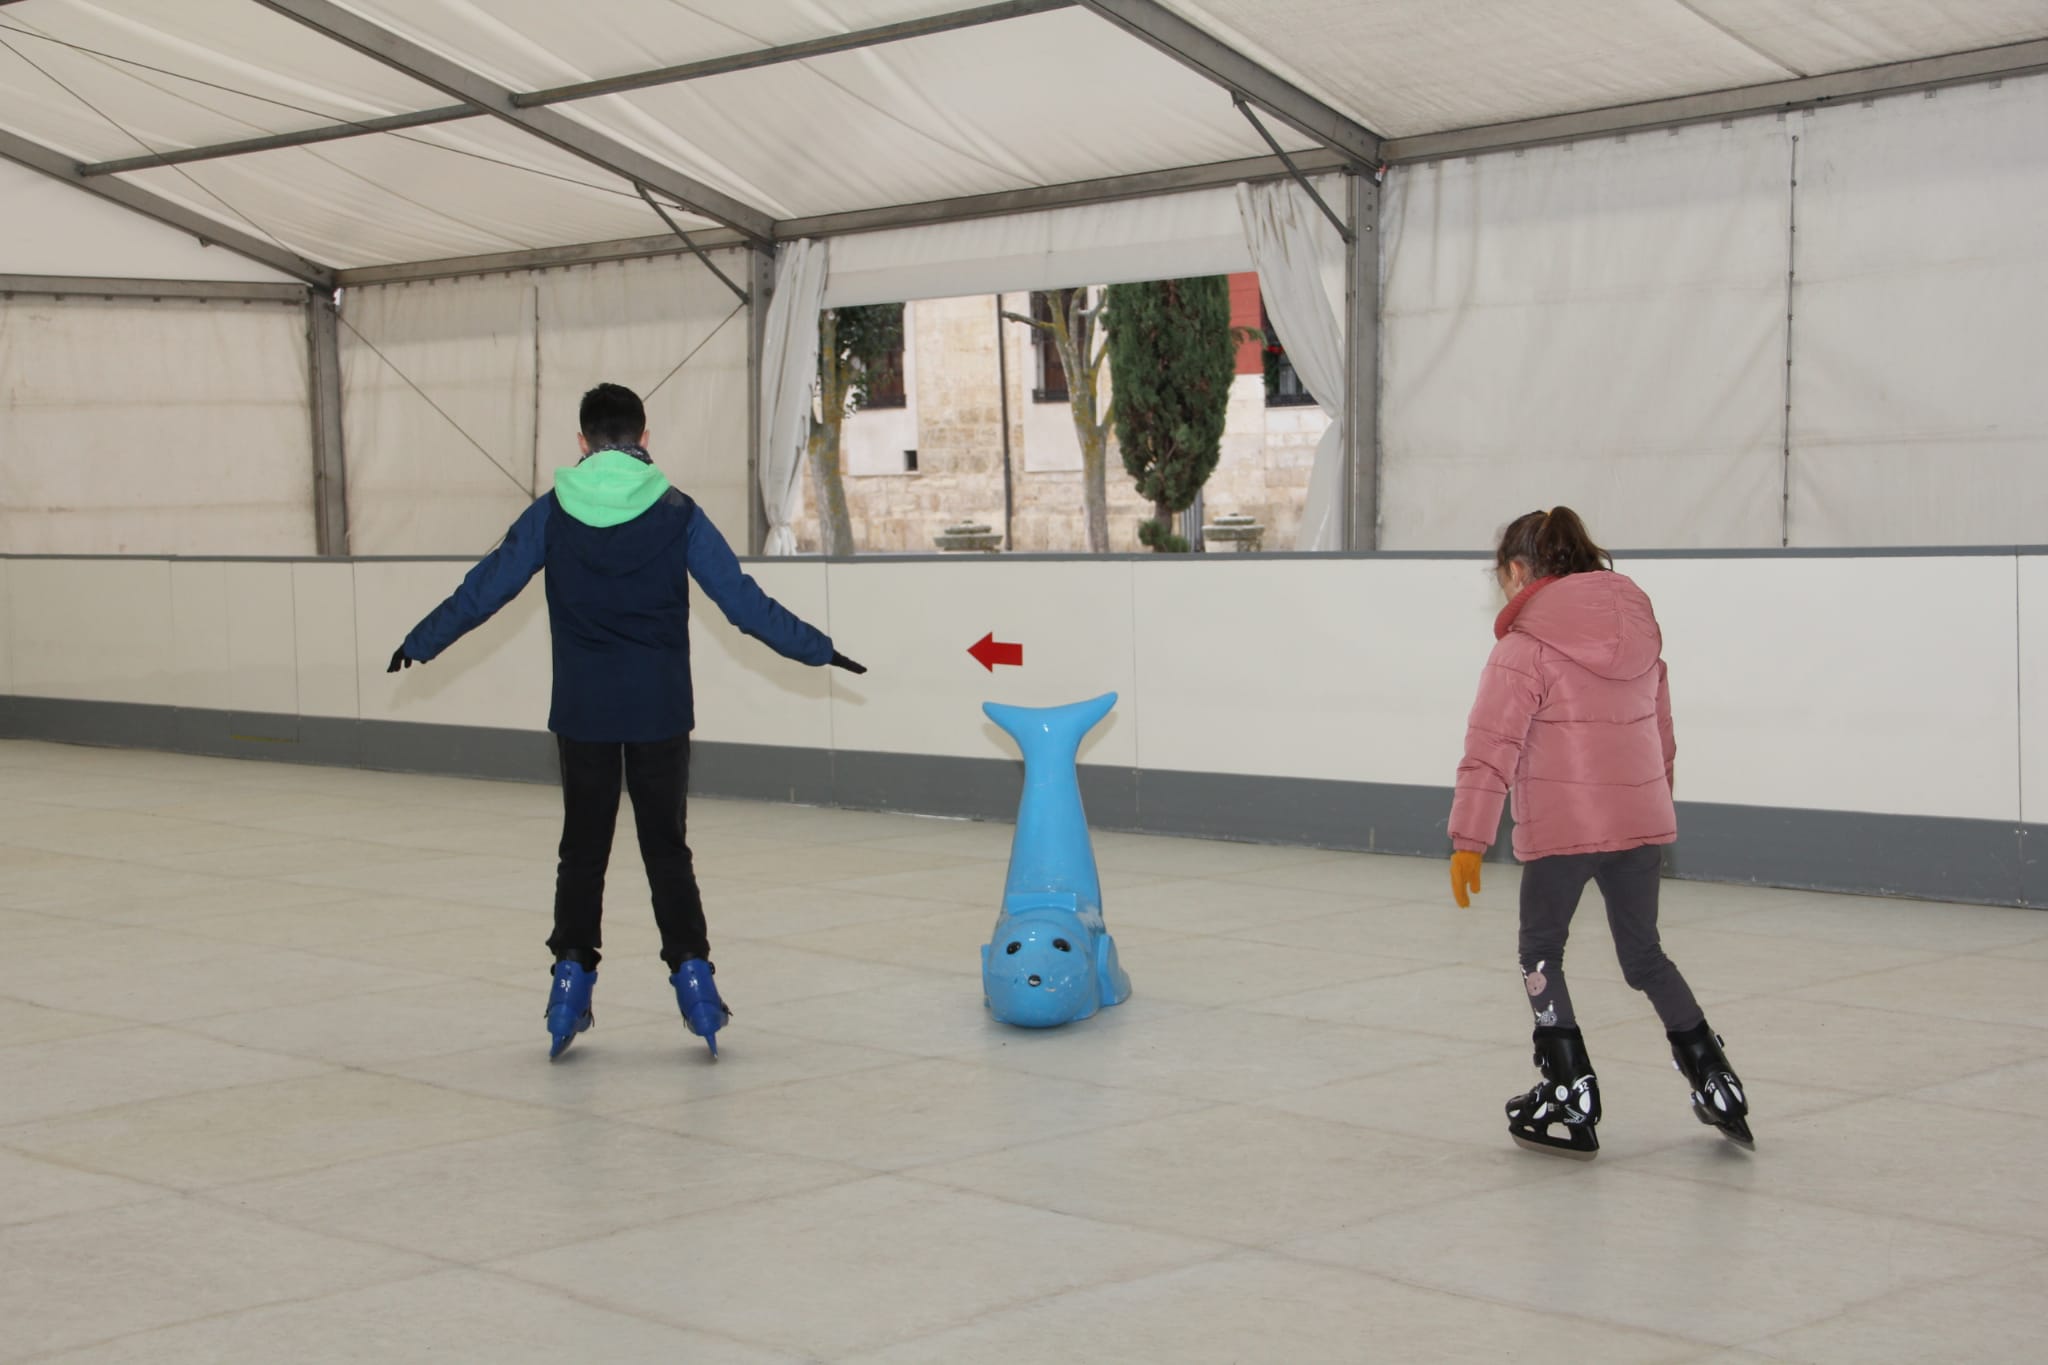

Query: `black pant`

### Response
(548, 734, 707, 973)
(1517, 843, 1703, 1033)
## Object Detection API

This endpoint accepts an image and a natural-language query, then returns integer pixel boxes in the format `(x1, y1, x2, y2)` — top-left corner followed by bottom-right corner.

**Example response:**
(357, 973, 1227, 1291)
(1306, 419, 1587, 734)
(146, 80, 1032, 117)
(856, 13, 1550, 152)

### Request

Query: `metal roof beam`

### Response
(80, 106, 474, 177)
(1382, 38, 2048, 163)
(334, 230, 750, 286)
(250, 0, 777, 246)
(0, 127, 334, 286)
(1078, 0, 1381, 166)
(75, 2, 1070, 178)
(517, 0, 1077, 106)
(0, 273, 311, 302)
(778, 145, 1350, 236)
(335, 146, 1352, 285)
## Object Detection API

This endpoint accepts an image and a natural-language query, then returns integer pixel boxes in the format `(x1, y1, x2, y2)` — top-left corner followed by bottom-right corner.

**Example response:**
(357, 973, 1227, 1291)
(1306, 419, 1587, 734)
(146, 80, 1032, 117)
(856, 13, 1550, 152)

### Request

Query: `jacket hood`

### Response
(1509, 571, 1663, 681)
(554, 448, 670, 528)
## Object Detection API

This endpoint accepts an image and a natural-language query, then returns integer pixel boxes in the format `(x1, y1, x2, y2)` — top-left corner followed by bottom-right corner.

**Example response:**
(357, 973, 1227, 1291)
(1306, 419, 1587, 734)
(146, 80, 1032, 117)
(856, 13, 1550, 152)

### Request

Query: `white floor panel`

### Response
(1, 740, 2042, 1363)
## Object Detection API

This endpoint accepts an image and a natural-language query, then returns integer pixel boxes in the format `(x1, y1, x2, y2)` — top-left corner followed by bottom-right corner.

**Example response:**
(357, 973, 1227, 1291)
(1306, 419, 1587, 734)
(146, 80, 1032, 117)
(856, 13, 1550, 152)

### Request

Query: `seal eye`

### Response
(1052, 938, 1071, 952)
(1005, 942, 1020, 955)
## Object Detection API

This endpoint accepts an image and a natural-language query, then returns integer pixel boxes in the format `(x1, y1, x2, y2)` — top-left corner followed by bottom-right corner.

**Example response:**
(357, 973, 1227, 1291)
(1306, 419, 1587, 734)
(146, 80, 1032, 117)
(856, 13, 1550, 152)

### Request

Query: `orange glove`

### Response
(1450, 850, 1484, 908)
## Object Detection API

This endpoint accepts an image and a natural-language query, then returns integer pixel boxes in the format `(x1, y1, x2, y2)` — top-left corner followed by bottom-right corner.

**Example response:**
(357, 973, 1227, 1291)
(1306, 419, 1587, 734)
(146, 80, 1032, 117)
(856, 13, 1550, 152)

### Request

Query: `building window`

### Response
(1263, 304, 1317, 407)
(1030, 289, 1074, 403)
(858, 316, 907, 409)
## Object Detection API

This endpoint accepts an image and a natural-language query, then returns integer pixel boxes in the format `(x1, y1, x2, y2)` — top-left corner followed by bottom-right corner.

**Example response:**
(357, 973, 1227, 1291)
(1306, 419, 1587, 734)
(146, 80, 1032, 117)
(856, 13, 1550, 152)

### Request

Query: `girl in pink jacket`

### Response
(1448, 508, 1751, 1158)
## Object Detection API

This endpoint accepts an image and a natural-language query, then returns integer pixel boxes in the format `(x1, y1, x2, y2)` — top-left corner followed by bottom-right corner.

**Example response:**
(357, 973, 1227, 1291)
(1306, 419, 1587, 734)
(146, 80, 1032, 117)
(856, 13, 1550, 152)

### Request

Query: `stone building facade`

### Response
(792, 277, 1328, 554)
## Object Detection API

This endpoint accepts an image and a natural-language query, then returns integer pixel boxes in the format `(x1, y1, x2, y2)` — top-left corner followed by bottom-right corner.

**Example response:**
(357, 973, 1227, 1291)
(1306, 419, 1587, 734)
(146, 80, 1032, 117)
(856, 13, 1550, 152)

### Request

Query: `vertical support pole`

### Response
(1343, 170, 1381, 551)
(745, 244, 775, 556)
(1781, 130, 1800, 548)
(306, 289, 350, 556)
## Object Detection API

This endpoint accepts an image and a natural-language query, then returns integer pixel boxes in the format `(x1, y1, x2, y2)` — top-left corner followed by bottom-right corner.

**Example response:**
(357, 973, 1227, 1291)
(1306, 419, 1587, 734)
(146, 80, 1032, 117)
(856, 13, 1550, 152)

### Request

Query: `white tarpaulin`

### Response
(1788, 77, 2048, 546)
(338, 274, 540, 555)
(1379, 118, 1795, 550)
(340, 251, 751, 555)
(531, 254, 751, 542)
(1161, 0, 2048, 137)
(0, 294, 314, 553)
(823, 184, 1256, 307)
(0, 160, 296, 282)
(2, 1, 2043, 277)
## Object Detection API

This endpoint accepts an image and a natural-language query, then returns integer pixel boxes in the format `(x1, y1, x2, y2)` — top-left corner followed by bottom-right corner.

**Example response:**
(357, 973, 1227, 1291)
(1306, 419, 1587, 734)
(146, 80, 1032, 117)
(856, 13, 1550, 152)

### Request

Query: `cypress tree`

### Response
(1104, 276, 1235, 552)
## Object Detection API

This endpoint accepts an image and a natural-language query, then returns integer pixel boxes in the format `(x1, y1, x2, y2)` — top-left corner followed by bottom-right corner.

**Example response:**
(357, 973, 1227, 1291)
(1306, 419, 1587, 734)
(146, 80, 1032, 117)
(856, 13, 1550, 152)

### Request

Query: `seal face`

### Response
(983, 906, 1100, 1027)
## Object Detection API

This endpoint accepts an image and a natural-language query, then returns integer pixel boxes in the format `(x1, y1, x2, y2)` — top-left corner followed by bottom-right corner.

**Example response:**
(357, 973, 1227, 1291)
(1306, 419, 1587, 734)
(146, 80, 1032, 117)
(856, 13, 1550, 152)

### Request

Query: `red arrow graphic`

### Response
(968, 632, 1024, 672)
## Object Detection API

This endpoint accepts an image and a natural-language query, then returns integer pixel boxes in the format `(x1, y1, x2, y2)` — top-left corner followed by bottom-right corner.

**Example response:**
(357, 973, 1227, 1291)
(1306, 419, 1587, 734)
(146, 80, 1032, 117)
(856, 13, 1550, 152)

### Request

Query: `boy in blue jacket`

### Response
(390, 383, 863, 1060)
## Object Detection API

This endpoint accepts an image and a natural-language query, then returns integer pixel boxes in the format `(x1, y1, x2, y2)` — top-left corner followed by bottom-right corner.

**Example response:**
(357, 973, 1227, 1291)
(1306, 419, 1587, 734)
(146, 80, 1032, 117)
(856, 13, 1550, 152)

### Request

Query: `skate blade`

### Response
(1512, 1133, 1597, 1161)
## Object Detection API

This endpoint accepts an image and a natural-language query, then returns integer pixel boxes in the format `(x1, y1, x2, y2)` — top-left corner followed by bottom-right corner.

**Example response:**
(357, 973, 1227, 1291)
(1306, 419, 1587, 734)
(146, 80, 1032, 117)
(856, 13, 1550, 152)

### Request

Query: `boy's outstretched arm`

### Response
(685, 509, 860, 670)
(390, 498, 550, 670)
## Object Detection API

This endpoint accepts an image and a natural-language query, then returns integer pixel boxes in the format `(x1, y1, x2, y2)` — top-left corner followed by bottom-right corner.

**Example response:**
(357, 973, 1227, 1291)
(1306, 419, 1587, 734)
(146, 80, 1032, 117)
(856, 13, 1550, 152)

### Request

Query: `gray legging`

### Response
(1517, 843, 1704, 1033)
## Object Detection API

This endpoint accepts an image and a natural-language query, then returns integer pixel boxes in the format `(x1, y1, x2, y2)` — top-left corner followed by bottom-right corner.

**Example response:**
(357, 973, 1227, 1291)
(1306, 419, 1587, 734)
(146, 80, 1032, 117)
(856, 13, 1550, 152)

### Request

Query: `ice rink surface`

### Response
(2, 738, 2044, 1363)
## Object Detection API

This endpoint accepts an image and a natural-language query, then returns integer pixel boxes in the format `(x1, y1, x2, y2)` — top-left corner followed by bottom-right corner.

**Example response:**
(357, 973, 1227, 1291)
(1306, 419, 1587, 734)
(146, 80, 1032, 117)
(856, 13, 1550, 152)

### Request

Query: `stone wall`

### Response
(794, 290, 1327, 554)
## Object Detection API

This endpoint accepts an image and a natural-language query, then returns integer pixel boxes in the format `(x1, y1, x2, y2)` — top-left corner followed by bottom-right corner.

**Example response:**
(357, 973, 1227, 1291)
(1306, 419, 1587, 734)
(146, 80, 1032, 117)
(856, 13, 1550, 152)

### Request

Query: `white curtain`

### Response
(758, 238, 829, 556)
(1237, 180, 1349, 551)
(0, 295, 314, 554)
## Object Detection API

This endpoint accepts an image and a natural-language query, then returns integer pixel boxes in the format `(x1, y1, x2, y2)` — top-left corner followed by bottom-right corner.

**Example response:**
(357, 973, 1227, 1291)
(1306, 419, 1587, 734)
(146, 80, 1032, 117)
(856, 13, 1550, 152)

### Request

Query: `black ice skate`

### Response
(1668, 1019, 1753, 1149)
(1506, 1025, 1601, 1159)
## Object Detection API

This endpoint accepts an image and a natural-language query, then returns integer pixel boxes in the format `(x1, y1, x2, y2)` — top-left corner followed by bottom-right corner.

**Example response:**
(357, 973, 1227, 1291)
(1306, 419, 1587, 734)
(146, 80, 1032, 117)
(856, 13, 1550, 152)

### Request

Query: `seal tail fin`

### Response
(982, 692, 1117, 769)
(983, 693, 1117, 911)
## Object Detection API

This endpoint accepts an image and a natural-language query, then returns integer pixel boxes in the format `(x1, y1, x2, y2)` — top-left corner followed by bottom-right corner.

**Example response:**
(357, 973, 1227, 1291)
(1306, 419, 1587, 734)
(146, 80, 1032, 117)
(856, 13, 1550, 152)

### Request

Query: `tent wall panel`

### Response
(0, 296, 316, 555)
(532, 254, 752, 541)
(340, 250, 750, 555)
(822, 184, 1259, 307)
(338, 275, 541, 556)
(1378, 118, 1794, 551)
(1787, 77, 2048, 546)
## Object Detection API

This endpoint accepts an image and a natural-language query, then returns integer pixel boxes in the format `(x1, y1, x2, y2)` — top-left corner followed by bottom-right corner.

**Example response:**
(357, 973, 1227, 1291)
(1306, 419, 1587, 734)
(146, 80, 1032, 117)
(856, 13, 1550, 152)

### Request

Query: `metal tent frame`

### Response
(4, 0, 2046, 556)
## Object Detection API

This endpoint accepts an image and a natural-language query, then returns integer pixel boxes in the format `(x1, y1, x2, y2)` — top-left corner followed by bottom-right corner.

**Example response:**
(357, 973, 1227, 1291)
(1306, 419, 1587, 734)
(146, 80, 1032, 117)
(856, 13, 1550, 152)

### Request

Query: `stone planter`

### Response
(1202, 513, 1265, 552)
(935, 521, 1003, 552)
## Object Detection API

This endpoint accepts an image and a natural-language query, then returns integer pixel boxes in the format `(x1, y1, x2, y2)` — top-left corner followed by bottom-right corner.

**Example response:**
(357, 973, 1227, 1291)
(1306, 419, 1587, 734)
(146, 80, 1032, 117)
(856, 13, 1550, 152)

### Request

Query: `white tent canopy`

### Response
(4, 1, 2043, 279)
(3, 0, 2046, 556)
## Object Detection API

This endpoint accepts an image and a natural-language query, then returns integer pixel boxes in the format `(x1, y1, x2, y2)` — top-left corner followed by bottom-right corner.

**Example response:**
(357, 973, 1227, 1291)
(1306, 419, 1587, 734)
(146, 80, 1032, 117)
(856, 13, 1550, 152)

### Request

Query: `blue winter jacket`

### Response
(401, 453, 832, 742)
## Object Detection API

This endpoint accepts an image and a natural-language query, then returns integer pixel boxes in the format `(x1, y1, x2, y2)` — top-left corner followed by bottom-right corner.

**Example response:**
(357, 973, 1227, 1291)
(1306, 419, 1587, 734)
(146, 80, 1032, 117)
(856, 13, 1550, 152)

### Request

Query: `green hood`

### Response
(554, 448, 671, 527)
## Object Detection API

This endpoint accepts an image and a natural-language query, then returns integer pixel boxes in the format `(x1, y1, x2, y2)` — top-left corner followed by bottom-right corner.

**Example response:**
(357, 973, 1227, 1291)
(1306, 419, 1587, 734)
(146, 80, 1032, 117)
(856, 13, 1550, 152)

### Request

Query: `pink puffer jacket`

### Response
(1449, 572, 1676, 862)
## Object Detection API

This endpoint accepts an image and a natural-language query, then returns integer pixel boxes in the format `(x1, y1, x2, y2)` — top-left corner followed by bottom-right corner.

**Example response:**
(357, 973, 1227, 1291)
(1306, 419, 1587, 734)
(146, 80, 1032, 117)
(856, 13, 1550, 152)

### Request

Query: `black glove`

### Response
(829, 650, 866, 675)
(388, 647, 418, 673)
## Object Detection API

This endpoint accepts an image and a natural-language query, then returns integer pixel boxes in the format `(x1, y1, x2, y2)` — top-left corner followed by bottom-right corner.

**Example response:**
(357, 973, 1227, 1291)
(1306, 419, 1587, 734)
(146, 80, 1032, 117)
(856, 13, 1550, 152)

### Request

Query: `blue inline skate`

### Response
(545, 960, 596, 1060)
(670, 957, 729, 1058)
